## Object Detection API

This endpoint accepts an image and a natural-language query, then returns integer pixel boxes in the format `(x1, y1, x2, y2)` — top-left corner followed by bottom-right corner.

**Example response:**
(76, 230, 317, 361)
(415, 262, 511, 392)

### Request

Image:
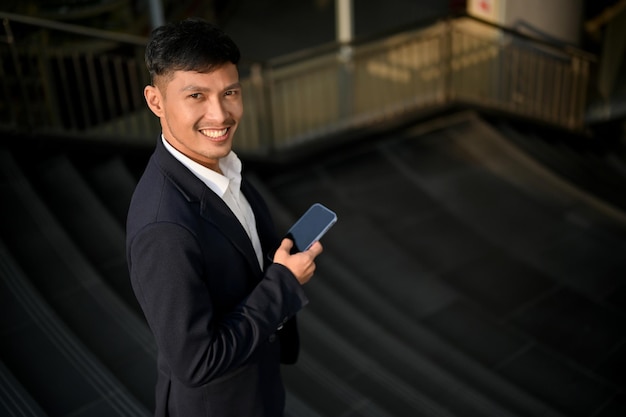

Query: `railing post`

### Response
(570, 55, 588, 130)
(337, 45, 354, 123)
(250, 63, 273, 153)
(336, 0, 355, 123)
(442, 18, 453, 105)
(148, 0, 165, 29)
(2, 18, 34, 131)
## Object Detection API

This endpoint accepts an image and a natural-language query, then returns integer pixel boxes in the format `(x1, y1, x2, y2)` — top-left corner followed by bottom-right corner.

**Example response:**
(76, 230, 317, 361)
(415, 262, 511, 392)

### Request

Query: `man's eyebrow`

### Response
(180, 82, 242, 92)
(224, 82, 242, 91)
(180, 85, 208, 92)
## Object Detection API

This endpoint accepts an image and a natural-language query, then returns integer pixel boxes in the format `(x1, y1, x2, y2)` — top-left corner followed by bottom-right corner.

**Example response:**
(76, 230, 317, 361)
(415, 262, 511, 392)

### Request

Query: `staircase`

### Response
(262, 112, 626, 416)
(3, 111, 624, 416)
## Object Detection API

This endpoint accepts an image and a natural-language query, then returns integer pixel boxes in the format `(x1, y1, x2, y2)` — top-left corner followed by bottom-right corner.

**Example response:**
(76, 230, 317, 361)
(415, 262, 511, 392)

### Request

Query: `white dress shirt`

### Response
(162, 136, 264, 268)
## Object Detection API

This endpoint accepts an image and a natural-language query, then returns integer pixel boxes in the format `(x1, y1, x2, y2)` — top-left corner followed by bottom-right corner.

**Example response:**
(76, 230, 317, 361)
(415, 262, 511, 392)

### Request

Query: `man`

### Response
(126, 18, 323, 417)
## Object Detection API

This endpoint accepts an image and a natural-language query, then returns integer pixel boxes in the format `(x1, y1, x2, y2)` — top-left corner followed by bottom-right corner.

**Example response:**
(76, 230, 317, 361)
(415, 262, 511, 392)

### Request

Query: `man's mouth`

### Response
(200, 128, 229, 138)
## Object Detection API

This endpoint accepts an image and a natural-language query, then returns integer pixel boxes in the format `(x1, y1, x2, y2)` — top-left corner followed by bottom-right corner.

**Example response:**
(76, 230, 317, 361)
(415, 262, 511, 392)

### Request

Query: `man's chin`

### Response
(204, 140, 233, 158)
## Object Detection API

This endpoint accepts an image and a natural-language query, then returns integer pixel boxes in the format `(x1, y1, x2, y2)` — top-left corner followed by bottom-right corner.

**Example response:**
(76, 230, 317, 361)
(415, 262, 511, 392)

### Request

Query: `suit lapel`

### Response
(153, 138, 262, 275)
(199, 189, 262, 275)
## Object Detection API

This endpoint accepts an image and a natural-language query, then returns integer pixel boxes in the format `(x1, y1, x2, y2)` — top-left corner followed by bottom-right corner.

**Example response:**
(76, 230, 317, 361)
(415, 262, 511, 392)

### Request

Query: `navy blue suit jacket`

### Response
(126, 138, 307, 416)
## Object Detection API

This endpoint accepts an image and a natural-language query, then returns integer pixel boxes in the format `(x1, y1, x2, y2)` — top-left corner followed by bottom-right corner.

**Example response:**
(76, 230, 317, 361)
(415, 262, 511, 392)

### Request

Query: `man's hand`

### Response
(273, 238, 323, 285)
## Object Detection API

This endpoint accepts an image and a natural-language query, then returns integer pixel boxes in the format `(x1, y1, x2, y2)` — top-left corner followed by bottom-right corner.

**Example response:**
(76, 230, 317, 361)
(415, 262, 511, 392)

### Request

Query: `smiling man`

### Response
(126, 18, 323, 417)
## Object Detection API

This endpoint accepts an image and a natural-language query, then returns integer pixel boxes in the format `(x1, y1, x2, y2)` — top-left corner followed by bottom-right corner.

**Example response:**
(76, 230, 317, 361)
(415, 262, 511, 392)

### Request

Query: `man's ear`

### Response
(144, 85, 164, 117)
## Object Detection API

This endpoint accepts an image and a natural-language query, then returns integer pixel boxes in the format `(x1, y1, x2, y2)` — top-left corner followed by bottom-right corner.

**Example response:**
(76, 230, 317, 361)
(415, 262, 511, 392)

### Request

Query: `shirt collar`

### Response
(161, 135, 242, 198)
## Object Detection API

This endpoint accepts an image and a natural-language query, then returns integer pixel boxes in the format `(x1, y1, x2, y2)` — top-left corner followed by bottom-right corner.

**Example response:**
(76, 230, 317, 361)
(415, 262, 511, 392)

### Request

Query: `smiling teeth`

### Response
(201, 128, 228, 138)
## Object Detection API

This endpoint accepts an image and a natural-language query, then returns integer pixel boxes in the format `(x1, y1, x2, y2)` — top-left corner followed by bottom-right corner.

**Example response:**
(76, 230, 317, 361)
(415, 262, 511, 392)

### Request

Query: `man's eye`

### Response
(189, 93, 201, 99)
(225, 90, 238, 96)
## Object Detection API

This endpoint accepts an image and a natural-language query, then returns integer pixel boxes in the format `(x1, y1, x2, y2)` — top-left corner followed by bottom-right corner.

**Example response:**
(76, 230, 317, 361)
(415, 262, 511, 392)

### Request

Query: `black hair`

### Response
(145, 18, 241, 84)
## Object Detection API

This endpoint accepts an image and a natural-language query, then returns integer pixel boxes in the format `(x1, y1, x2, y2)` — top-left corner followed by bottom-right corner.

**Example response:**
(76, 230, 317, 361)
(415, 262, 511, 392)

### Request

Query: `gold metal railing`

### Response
(256, 18, 593, 152)
(0, 12, 594, 154)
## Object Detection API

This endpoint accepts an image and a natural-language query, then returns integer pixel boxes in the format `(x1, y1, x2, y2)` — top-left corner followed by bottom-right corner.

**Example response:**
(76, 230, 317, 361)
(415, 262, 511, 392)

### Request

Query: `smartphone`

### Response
(285, 203, 337, 253)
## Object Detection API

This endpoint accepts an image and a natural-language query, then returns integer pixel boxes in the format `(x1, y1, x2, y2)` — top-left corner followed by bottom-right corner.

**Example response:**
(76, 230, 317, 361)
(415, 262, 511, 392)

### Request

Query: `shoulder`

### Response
(126, 155, 201, 240)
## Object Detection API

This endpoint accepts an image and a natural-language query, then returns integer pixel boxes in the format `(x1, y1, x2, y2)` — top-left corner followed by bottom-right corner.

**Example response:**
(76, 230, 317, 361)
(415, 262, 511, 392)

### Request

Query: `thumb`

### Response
(273, 238, 294, 265)
(279, 238, 294, 252)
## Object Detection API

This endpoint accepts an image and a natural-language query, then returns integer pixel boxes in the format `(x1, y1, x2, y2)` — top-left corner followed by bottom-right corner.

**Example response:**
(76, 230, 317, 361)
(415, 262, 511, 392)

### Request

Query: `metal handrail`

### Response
(0, 12, 595, 155)
(254, 17, 593, 152)
(1, 11, 155, 143)
(0, 11, 146, 45)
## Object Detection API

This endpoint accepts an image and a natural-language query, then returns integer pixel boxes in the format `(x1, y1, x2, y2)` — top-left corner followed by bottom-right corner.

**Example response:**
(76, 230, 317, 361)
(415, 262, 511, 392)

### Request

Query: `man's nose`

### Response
(205, 99, 229, 122)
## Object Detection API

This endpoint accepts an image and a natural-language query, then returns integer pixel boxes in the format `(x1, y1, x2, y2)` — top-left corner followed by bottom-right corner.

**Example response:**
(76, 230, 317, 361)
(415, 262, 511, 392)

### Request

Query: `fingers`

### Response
(277, 238, 322, 258)
(306, 241, 323, 258)
(272, 239, 324, 285)
(272, 238, 292, 265)
(279, 238, 294, 253)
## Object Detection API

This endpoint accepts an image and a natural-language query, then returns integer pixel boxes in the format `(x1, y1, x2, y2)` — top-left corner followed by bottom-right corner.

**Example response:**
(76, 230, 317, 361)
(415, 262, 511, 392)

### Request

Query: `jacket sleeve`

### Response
(127, 221, 308, 387)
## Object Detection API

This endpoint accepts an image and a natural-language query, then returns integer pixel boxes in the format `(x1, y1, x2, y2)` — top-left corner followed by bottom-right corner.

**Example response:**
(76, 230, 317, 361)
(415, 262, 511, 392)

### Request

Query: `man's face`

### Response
(144, 63, 243, 172)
